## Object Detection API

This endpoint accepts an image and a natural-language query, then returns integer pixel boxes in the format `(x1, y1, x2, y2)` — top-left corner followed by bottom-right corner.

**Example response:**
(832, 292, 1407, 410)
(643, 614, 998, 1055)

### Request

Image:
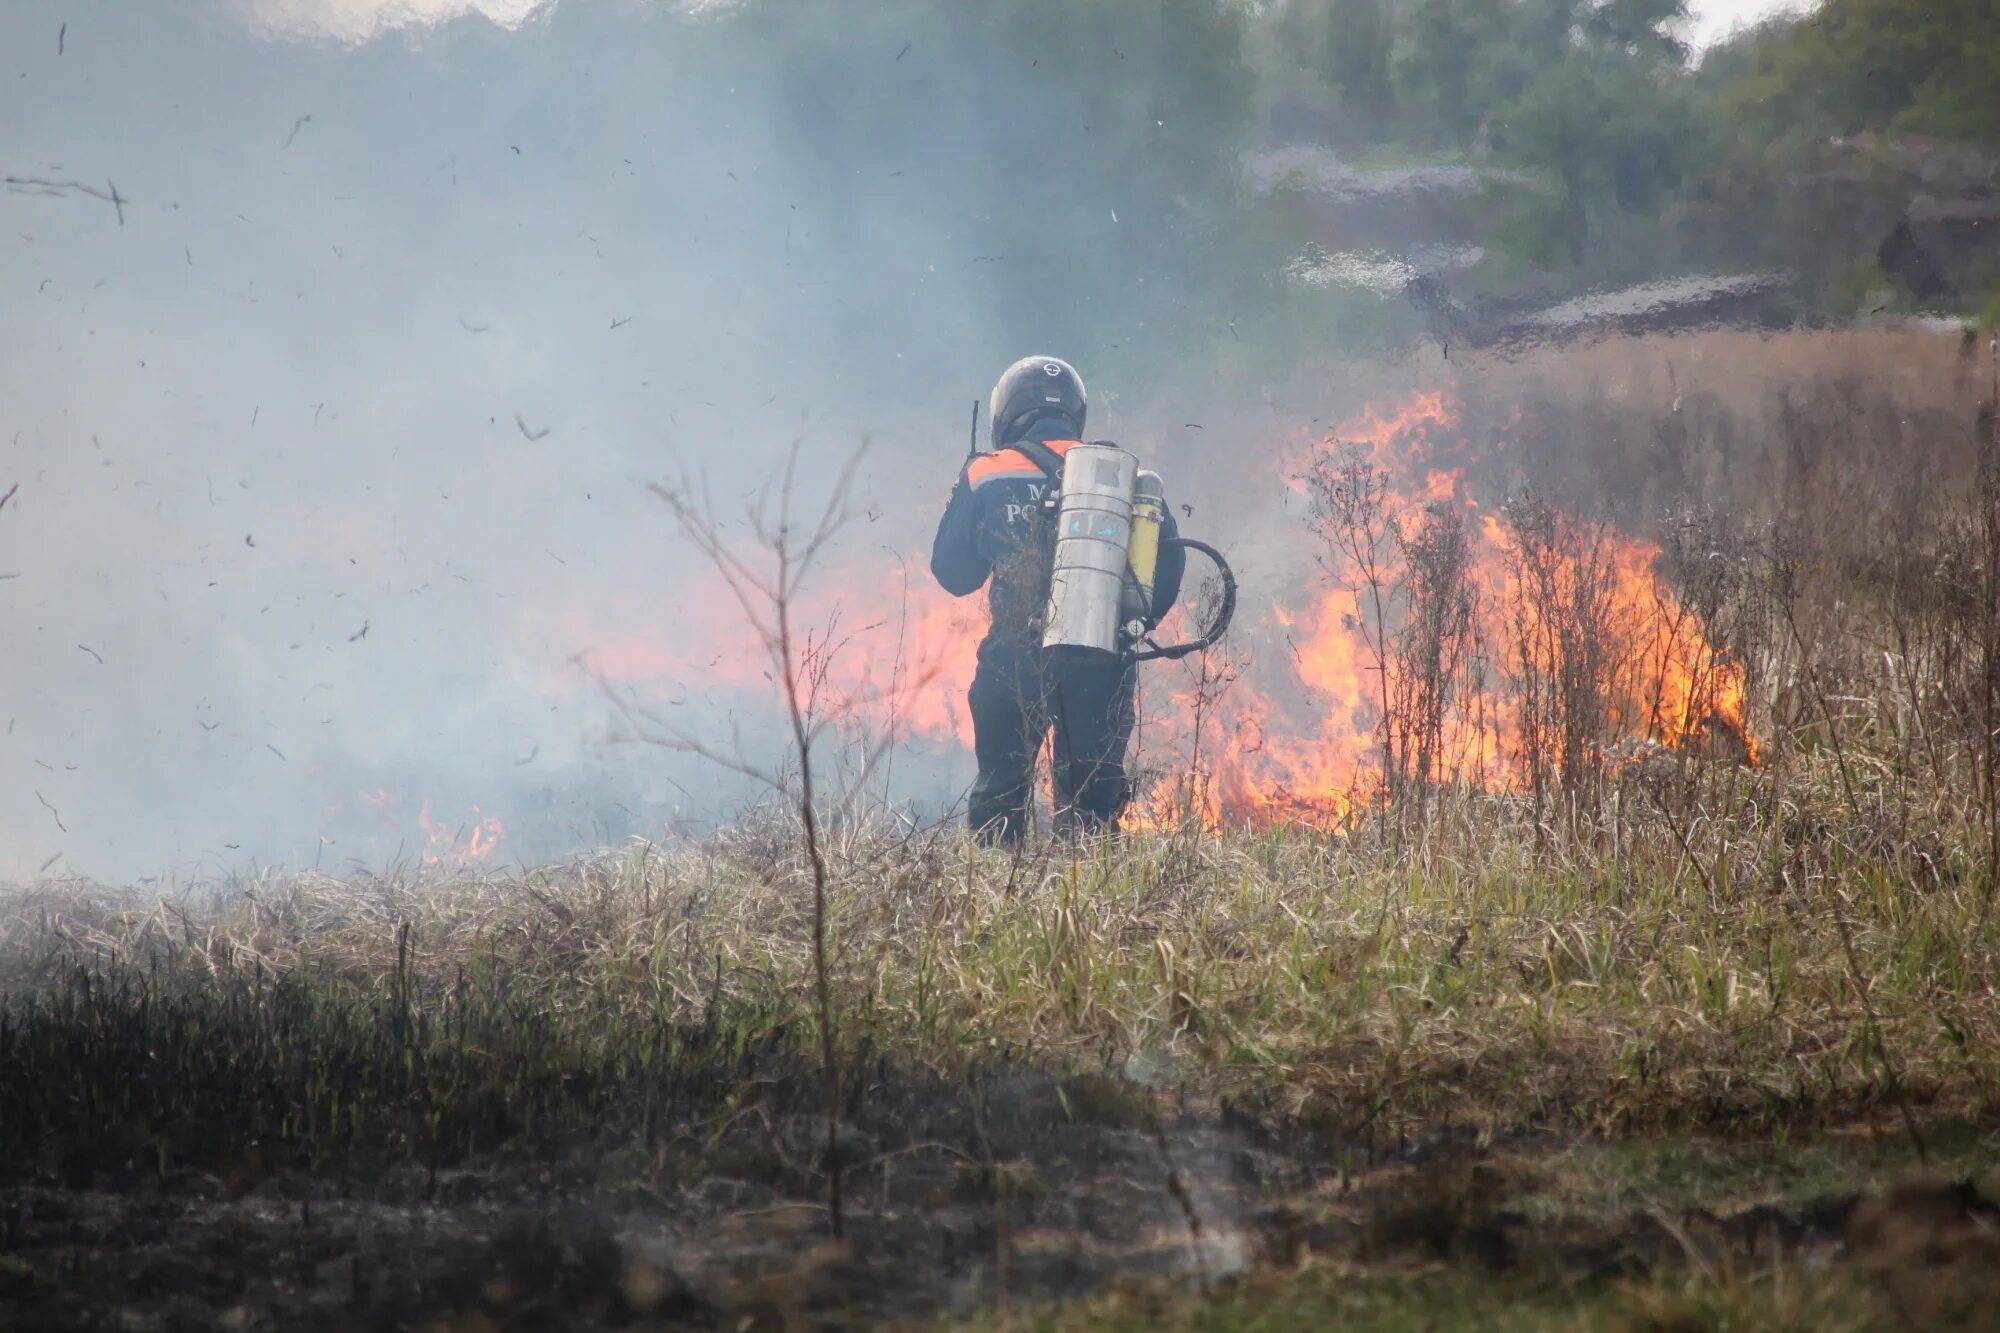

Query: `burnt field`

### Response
(6, 328, 2000, 1329)
(5, 781, 2000, 1330)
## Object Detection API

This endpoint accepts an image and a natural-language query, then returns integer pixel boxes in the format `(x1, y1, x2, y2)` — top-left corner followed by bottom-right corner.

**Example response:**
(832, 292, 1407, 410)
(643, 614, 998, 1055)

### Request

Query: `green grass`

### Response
(964, 1264, 1897, 1333)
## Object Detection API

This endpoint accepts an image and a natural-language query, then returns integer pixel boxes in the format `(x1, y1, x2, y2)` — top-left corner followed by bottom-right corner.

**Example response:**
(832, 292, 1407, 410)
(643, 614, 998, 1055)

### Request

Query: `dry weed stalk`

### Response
(1500, 494, 1622, 822)
(639, 440, 867, 1239)
(1137, 570, 1246, 849)
(1391, 500, 1481, 823)
(1979, 345, 2000, 882)
(1308, 457, 1487, 831)
(1771, 545, 1927, 1164)
(1308, 454, 1398, 804)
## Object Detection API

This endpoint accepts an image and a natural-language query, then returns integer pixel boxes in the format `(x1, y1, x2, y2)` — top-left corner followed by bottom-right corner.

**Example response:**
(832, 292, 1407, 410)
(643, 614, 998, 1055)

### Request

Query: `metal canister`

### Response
(1041, 443, 1138, 657)
(1122, 469, 1165, 640)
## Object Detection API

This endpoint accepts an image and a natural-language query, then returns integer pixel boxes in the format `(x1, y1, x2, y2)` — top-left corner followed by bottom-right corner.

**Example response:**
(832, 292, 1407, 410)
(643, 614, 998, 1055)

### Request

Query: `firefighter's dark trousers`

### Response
(967, 637, 1135, 844)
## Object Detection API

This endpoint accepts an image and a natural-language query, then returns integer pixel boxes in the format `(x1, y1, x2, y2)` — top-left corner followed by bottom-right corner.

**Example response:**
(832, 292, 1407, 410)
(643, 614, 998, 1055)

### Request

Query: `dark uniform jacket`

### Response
(930, 425, 1187, 643)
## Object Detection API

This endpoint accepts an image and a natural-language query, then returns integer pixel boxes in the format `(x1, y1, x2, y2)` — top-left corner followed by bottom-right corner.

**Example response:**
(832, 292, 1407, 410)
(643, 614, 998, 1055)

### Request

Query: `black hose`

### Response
(1129, 537, 1237, 663)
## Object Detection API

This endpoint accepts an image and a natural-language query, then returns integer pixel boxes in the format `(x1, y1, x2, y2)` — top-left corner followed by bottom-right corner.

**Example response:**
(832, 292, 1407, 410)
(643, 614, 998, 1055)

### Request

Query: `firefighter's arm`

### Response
(929, 466, 992, 596)
(1152, 507, 1189, 622)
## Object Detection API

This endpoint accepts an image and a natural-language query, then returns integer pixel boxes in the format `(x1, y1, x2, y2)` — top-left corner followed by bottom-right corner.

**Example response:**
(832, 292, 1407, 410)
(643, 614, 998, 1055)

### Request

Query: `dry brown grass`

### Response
(7, 761, 1993, 1148)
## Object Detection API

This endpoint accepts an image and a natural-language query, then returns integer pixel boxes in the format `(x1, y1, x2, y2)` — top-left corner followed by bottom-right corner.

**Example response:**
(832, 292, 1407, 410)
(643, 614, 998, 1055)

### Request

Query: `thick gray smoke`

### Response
(1, 0, 1804, 881)
(6, 0, 1232, 879)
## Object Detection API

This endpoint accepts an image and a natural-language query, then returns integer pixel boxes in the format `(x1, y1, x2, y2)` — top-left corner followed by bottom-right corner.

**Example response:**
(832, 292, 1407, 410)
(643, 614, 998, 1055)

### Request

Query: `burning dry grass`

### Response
(557, 325, 1991, 850)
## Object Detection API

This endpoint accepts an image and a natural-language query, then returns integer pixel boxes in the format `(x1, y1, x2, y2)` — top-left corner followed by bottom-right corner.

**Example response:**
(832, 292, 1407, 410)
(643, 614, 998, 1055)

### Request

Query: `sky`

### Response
(222, 0, 1822, 47)
(1688, 0, 1818, 48)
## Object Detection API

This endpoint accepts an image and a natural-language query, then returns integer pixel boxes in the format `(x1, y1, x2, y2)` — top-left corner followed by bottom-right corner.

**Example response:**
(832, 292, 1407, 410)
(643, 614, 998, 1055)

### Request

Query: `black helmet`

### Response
(989, 355, 1086, 445)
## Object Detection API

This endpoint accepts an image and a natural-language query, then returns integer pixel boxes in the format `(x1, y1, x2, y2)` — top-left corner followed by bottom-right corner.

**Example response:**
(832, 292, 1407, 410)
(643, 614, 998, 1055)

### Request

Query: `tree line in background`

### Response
(708, 0, 1997, 383)
(1262, 0, 1999, 310)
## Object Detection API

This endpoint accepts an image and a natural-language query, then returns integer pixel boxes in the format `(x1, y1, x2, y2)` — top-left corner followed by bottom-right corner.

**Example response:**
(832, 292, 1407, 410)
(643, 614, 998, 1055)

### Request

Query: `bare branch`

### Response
(638, 437, 881, 1241)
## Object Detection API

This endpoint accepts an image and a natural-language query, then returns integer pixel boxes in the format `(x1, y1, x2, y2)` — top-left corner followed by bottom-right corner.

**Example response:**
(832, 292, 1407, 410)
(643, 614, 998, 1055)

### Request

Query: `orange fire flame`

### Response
(416, 801, 507, 865)
(577, 391, 1750, 834)
(1130, 391, 1751, 829)
(332, 788, 510, 866)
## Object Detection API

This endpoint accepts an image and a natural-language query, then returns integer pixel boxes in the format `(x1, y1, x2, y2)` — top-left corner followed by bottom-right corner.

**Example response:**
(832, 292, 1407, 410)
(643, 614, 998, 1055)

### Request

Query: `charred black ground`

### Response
(5, 773, 2000, 1329)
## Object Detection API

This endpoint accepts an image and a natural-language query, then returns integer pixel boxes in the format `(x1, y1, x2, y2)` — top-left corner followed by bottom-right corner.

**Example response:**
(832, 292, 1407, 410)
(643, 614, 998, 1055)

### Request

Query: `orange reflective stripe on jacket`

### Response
(966, 438, 1081, 489)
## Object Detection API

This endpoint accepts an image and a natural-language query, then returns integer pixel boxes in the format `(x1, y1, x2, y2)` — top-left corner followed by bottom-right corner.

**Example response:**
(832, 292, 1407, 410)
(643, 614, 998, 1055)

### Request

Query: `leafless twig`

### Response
(640, 439, 874, 1240)
(4, 175, 124, 225)
(35, 792, 66, 833)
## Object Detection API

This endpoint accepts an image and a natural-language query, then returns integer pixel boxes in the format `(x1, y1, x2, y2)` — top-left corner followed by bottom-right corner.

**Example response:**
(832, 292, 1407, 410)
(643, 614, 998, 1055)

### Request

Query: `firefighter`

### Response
(931, 355, 1186, 843)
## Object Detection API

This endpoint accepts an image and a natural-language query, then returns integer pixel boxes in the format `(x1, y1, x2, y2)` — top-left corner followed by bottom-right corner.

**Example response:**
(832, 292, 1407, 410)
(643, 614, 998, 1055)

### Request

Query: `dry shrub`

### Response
(1500, 494, 1619, 815)
(1453, 327, 1999, 846)
(1459, 326, 1984, 525)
